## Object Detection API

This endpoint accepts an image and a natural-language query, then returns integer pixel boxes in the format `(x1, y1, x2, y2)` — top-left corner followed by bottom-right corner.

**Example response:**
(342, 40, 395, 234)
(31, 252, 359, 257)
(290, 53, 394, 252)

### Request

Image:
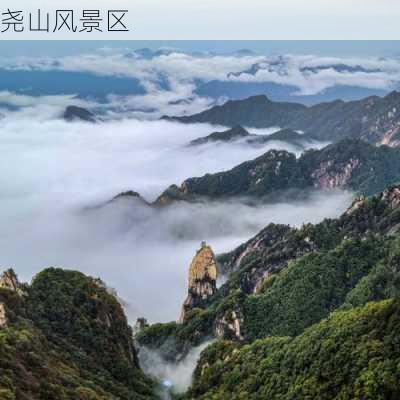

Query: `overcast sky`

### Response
(2, 0, 400, 39)
(1, 41, 400, 58)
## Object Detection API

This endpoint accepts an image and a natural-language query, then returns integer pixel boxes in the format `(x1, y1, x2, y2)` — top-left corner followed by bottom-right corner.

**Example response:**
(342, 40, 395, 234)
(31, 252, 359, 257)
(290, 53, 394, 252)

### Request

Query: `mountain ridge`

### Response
(155, 139, 400, 205)
(164, 91, 400, 146)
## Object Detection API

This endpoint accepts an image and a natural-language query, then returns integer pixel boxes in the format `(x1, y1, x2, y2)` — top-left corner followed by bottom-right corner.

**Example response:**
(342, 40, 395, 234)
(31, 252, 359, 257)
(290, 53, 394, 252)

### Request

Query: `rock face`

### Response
(0, 302, 7, 328)
(180, 242, 218, 322)
(311, 158, 360, 189)
(0, 269, 23, 295)
(214, 309, 244, 340)
(381, 186, 400, 209)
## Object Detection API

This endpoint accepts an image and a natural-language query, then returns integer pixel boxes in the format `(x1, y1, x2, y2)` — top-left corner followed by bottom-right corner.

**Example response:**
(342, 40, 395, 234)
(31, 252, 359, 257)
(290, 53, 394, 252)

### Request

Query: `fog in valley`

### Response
(0, 99, 353, 323)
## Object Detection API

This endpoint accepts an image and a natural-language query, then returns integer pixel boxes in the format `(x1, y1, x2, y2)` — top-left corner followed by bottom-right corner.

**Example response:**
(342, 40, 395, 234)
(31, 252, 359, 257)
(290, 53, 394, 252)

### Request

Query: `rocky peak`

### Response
(345, 195, 367, 215)
(179, 242, 218, 323)
(0, 269, 23, 294)
(311, 157, 360, 189)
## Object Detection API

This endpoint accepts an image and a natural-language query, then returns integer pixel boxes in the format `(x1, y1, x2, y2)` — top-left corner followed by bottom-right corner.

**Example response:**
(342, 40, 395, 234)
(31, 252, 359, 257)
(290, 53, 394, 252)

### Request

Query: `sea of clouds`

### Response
(0, 97, 353, 322)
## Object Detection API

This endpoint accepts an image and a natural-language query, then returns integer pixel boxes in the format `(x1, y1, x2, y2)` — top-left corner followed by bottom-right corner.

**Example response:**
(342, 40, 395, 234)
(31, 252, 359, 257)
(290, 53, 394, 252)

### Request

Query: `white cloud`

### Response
(2, 50, 399, 110)
(0, 104, 353, 322)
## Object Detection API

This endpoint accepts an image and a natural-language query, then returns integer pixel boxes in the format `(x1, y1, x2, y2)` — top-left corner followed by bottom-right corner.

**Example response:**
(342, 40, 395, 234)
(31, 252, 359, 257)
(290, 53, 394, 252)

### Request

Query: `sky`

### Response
(0, 41, 400, 58)
(1, 1, 400, 39)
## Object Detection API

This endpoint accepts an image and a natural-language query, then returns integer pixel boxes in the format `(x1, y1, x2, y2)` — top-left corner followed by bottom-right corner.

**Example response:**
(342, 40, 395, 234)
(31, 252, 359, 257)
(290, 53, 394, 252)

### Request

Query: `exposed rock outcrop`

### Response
(180, 242, 218, 323)
(0, 302, 7, 328)
(0, 269, 24, 295)
(214, 309, 244, 340)
(311, 158, 360, 189)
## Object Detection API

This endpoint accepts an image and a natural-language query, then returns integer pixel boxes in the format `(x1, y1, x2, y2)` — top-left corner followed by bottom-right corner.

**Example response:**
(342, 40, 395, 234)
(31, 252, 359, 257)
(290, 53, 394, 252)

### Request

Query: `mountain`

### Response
(63, 105, 96, 122)
(165, 91, 400, 146)
(156, 139, 400, 205)
(164, 95, 306, 128)
(0, 268, 156, 399)
(189, 126, 310, 148)
(189, 125, 250, 145)
(137, 185, 400, 371)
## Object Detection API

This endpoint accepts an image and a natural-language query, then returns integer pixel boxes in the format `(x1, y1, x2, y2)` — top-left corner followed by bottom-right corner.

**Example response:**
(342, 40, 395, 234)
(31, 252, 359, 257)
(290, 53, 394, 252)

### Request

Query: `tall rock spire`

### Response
(179, 242, 218, 323)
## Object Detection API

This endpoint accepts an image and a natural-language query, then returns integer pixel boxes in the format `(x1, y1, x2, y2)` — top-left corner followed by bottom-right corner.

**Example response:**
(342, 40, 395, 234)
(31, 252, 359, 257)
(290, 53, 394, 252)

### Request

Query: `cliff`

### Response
(189, 126, 309, 149)
(0, 268, 23, 293)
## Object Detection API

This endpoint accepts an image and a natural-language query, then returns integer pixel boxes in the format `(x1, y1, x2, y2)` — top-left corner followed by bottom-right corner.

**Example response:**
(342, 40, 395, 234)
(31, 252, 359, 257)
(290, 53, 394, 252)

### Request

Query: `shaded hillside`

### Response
(188, 298, 400, 400)
(156, 139, 400, 204)
(0, 268, 155, 399)
(165, 91, 400, 146)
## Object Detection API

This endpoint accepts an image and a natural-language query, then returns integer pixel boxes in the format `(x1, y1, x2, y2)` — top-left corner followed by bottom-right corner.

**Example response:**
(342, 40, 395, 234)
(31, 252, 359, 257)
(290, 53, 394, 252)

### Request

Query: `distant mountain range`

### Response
(195, 81, 389, 105)
(188, 126, 309, 149)
(165, 91, 400, 146)
(195, 57, 392, 104)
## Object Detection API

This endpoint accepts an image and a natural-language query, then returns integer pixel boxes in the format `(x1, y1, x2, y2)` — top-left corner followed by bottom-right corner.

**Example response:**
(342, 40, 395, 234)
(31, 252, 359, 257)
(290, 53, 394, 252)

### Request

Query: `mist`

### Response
(138, 341, 212, 396)
(0, 103, 353, 322)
